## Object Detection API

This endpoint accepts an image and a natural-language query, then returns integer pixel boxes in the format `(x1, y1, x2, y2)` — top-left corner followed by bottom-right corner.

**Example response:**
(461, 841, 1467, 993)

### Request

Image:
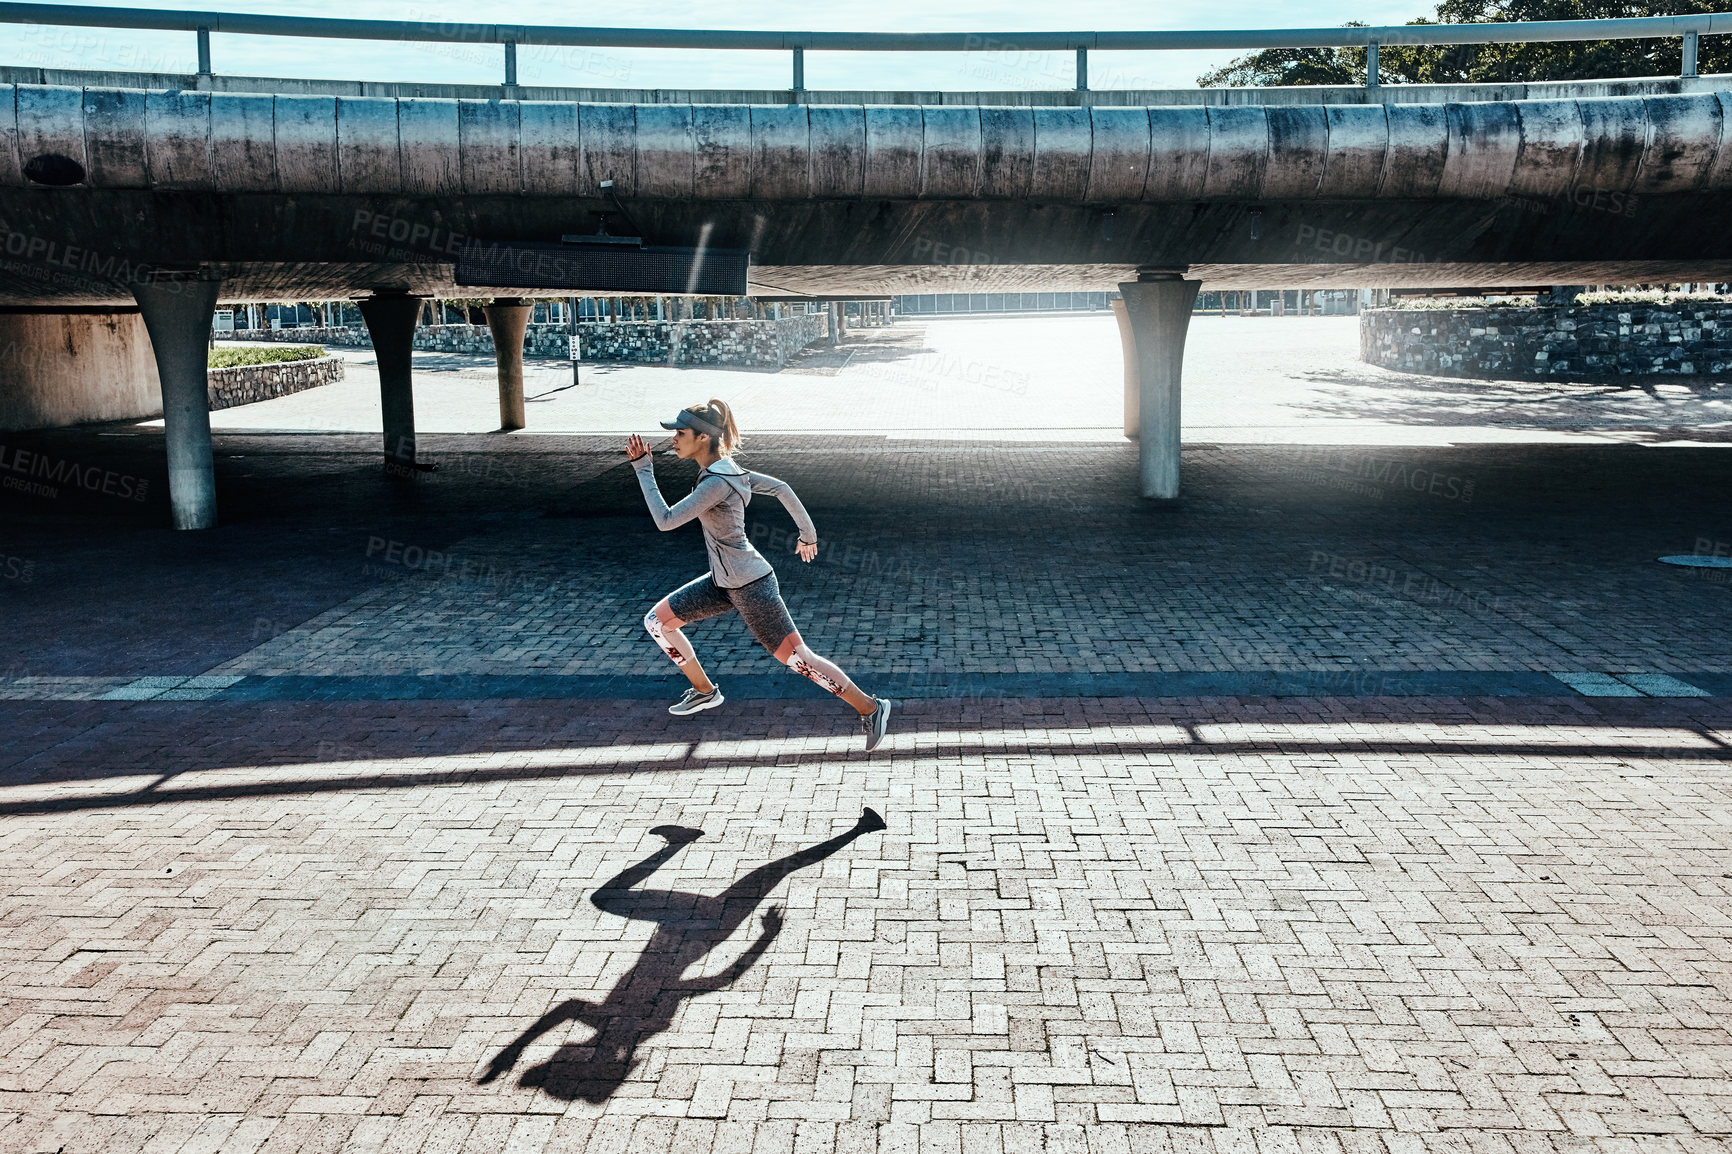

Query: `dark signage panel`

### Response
(455, 240, 750, 295)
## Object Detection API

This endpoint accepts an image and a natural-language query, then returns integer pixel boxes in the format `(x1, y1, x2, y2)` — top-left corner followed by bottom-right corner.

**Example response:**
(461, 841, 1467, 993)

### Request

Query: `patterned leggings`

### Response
(647, 571, 849, 697)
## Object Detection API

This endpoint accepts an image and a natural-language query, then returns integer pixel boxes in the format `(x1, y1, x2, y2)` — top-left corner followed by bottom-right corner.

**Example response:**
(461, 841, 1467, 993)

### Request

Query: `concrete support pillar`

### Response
(359, 294, 424, 473)
(1118, 275, 1200, 500)
(483, 297, 531, 432)
(132, 276, 222, 529)
(1109, 296, 1138, 440)
(827, 302, 841, 346)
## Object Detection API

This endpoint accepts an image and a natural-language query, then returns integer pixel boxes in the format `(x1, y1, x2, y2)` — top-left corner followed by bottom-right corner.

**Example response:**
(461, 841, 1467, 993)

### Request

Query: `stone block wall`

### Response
(232, 325, 371, 350)
(573, 322, 672, 363)
(230, 315, 827, 368)
(206, 355, 345, 410)
(671, 319, 804, 368)
(774, 312, 829, 364)
(1361, 301, 1732, 378)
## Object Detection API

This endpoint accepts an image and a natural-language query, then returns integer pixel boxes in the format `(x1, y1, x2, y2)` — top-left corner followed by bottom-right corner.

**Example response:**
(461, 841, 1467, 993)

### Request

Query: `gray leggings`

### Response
(665, 571, 799, 655)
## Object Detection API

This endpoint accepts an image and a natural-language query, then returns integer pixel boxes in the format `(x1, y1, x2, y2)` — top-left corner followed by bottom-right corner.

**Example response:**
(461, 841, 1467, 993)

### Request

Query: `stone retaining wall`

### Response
(774, 312, 829, 364)
(1361, 301, 1732, 378)
(231, 315, 827, 368)
(206, 355, 345, 410)
(575, 322, 672, 363)
(232, 325, 371, 350)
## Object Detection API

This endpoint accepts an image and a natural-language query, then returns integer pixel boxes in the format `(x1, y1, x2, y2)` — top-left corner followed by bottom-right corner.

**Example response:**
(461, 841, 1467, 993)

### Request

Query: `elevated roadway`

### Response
(5, 6, 1732, 521)
(4, 75, 1732, 302)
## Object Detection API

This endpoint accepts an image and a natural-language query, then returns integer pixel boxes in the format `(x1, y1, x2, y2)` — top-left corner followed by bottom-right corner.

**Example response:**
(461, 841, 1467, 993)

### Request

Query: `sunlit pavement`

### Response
(202, 315, 1732, 445)
(4, 320, 1732, 1151)
(3, 693, 1732, 1151)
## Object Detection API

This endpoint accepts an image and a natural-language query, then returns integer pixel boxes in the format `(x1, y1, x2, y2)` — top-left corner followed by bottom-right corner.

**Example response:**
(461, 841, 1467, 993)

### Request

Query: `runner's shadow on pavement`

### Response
(479, 806, 886, 1102)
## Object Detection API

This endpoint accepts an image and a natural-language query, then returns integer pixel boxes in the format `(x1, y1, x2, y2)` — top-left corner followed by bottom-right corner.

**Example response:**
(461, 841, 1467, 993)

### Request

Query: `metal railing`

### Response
(2, 1, 1729, 93)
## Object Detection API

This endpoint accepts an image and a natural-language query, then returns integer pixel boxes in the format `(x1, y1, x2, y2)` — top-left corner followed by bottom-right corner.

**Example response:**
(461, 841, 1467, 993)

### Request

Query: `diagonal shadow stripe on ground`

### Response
(3, 709, 1728, 816)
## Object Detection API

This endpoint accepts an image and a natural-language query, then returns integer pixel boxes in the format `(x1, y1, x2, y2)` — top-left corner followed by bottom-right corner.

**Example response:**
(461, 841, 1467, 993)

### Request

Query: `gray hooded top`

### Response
(632, 453, 818, 588)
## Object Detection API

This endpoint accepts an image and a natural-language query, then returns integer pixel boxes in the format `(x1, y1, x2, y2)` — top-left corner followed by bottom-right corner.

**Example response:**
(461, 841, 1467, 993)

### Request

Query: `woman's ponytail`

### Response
(690, 398, 742, 455)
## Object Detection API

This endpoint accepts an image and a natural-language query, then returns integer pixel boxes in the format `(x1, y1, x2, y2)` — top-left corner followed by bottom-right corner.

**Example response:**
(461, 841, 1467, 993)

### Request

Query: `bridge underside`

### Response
(8, 261, 1732, 307)
(3, 194, 1732, 305)
(761, 259, 1732, 296)
(16, 263, 1732, 307)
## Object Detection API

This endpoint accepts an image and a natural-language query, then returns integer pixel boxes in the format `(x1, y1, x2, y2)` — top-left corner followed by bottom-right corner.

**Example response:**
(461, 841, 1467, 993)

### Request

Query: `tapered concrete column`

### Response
(359, 294, 424, 473)
(1118, 275, 1200, 500)
(132, 276, 222, 529)
(483, 298, 531, 431)
(1109, 296, 1138, 439)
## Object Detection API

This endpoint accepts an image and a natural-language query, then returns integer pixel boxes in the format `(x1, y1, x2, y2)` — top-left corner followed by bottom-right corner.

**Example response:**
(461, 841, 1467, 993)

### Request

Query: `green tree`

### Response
(1197, 0, 1730, 86)
(1197, 44, 1366, 86)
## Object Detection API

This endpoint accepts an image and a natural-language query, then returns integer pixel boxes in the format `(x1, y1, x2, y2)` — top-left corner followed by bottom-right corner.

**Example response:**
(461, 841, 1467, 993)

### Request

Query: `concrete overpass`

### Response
(5, 6, 1732, 525)
(5, 76, 1732, 302)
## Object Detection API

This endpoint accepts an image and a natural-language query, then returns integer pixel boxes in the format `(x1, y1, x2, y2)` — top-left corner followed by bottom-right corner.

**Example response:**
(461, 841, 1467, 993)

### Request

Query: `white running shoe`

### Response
(861, 697, 893, 751)
(669, 686, 724, 716)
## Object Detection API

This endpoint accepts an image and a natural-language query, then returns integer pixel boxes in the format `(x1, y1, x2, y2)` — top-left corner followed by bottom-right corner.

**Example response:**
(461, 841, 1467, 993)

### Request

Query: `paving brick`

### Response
(0, 692, 1730, 1149)
(5, 362, 1732, 1150)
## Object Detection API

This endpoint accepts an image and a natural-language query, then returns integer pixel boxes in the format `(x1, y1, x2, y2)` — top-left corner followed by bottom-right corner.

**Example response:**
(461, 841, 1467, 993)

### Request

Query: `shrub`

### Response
(209, 345, 327, 368)
(1380, 296, 1537, 310)
(1377, 290, 1732, 311)
(1575, 290, 1732, 307)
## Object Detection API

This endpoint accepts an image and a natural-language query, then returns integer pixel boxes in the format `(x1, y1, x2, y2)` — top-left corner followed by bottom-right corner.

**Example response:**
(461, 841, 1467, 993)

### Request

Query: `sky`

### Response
(12, 0, 1437, 92)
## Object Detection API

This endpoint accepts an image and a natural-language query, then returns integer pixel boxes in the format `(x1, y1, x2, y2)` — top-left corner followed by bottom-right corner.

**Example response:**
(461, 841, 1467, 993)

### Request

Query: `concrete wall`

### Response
(0, 310, 160, 431)
(1361, 300, 1732, 378)
(0, 314, 348, 431)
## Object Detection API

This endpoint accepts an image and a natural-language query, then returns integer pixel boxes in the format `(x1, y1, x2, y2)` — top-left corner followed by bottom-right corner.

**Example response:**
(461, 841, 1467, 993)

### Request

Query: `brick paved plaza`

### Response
(4, 318, 1732, 1152)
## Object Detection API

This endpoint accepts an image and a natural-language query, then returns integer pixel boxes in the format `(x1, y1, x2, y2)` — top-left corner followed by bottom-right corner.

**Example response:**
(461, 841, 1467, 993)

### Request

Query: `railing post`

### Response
(1076, 46, 1088, 91)
(196, 26, 211, 76)
(1683, 29, 1699, 77)
(504, 39, 517, 86)
(792, 46, 804, 92)
(1366, 41, 1380, 88)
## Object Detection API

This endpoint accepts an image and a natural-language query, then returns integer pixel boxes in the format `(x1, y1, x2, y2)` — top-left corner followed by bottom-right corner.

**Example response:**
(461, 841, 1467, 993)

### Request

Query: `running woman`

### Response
(627, 399, 893, 751)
